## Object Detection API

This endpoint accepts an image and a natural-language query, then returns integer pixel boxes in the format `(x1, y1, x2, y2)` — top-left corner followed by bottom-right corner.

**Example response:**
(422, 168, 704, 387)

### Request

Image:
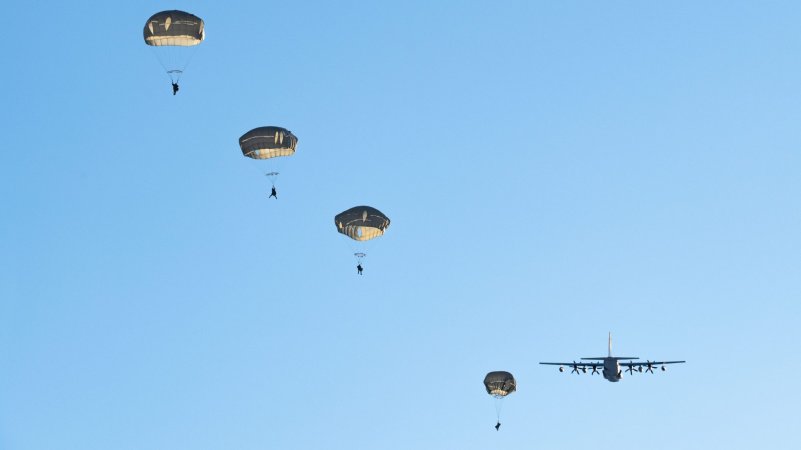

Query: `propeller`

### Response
(645, 361, 657, 373)
(590, 364, 600, 375)
(570, 361, 582, 374)
(625, 364, 638, 375)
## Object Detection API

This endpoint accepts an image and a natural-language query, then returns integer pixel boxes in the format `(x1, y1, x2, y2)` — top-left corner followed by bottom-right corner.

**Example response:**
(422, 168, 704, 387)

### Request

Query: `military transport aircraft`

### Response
(539, 333, 685, 382)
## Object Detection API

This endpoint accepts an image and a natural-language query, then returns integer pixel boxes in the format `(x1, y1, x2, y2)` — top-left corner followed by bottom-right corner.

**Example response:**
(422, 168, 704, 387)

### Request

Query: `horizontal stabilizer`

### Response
(580, 357, 606, 360)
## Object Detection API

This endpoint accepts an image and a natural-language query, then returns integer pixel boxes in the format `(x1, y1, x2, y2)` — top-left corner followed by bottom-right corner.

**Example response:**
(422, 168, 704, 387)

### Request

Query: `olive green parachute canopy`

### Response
(239, 127, 298, 160)
(484, 371, 516, 398)
(143, 10, 205, 47)
(335, 206, 391, 242)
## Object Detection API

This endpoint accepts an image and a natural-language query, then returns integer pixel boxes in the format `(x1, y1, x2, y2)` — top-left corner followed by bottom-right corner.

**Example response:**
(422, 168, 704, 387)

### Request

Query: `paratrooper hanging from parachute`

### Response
(484, 371, 516, 431)
(239, 126, 298, 199)
(334, 206, 390, 275)
(143, 10, 205, 95)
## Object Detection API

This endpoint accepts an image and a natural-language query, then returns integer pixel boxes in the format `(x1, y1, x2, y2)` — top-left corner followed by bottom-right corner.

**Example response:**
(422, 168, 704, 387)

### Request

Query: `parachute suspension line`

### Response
(148, 44, 199, 84)
(265, 171, 280, 188)
(151, 49, 183, 84)
(494, 396, 504, 422)
(244, 161, 280, 192)
(175, 44, 201, 83)
(148, 46, 174, 83)
(344, 239, 367, 266)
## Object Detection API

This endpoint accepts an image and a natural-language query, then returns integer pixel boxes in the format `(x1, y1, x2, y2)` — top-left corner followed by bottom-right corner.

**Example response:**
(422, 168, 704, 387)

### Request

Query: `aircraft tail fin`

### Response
(581, 334, 637, 360)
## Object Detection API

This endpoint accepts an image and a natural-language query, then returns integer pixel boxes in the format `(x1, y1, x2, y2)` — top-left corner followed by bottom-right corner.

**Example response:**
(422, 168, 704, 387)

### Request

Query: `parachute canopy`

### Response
(335, 206, 390, 242)
(143, 10, 205, 47)
(239, 126, 298, 160)
(484, 371, 516, 398)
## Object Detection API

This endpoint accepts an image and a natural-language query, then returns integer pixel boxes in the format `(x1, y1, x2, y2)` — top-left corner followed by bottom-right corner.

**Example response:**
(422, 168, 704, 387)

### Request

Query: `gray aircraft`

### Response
(539, 333, 685, 382)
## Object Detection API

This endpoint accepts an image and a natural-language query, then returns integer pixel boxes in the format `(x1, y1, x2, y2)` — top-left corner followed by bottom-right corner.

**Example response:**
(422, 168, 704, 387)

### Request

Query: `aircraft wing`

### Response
(619, 360, 685, 366)
(539, 362, 602, 367)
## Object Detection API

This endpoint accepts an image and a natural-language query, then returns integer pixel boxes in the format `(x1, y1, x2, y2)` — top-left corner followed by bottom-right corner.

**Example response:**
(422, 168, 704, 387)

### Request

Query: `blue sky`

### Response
(1, 1, 800, 449)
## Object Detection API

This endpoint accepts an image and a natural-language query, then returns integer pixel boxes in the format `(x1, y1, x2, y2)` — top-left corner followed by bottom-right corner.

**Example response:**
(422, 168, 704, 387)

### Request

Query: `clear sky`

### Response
(1, 1, 800, 449)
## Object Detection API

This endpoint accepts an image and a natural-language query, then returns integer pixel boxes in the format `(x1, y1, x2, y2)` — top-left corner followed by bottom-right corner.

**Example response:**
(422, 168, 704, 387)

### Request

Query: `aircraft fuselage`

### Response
(602, 358, 621, 382)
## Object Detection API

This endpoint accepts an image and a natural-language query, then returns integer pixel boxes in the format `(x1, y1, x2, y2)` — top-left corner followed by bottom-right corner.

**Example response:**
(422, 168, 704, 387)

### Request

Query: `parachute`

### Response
(484, 371, 516, 397)
(334, 206, 390, 242)
(239, 126, 298, 191)
(143, 10, 205, 85)
(334, 206, 390, 271)
(484, 371, 516, 430)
